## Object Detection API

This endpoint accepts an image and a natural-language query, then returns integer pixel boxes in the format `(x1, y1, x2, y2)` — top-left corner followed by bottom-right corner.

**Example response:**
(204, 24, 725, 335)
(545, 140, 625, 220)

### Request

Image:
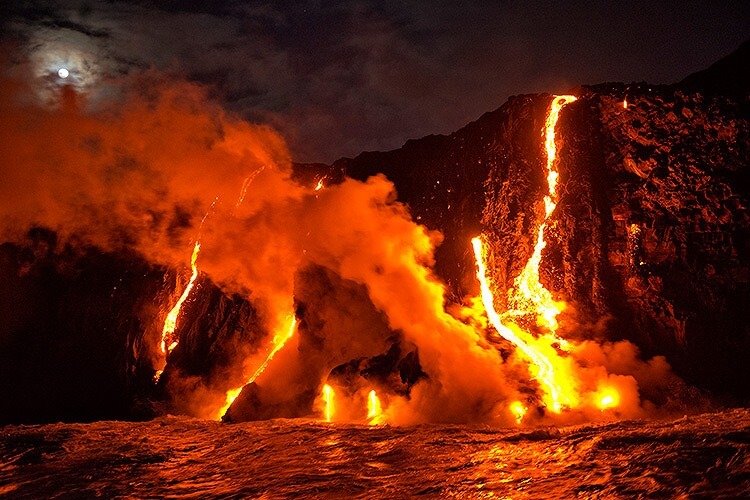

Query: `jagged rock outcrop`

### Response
(481, 85, 749, 397)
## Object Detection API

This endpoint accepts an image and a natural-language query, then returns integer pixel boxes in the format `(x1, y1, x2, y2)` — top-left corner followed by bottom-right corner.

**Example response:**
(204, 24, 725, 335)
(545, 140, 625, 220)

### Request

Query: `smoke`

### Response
(0, 65, 289, 261)
(1, 61, 691, 426)
(0, 62, 516, 423)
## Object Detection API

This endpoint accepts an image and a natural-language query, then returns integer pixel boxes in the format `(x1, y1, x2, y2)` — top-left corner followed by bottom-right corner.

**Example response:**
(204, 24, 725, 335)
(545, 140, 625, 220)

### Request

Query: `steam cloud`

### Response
(1, 61, 688, 425)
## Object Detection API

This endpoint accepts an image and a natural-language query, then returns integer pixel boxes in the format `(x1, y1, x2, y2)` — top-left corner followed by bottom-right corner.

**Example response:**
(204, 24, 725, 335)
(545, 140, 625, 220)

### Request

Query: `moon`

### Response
(58, 68, 69, 78)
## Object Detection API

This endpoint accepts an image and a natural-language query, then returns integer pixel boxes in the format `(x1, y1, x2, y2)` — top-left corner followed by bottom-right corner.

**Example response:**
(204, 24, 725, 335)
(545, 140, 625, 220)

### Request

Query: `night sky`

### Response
(3, 1, 749, 163)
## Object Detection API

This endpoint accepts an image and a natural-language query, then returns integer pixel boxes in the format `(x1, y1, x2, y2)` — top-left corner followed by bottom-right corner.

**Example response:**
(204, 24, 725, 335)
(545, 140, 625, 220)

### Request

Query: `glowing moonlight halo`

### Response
(58, 68, 69, 78)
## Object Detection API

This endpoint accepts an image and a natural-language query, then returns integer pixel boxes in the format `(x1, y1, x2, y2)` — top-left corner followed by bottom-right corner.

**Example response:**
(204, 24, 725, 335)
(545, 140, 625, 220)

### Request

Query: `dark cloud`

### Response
(2, 0, 749, 162)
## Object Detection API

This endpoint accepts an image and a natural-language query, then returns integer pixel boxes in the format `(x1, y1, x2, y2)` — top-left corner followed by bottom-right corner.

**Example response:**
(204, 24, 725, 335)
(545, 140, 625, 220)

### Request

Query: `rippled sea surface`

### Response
(1, 409, 749, 498)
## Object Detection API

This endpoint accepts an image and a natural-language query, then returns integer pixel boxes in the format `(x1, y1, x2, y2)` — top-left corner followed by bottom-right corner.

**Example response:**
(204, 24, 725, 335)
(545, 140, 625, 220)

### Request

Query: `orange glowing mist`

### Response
(236, 166, 265, 207)
(596, 386, 620, 410)
(323, 384, 334, 422)
(215, 314, 297, 420)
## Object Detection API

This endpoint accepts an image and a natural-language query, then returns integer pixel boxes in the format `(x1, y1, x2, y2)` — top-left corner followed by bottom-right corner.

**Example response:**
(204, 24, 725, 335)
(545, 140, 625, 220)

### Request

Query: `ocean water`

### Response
(1, 409, 749, 498)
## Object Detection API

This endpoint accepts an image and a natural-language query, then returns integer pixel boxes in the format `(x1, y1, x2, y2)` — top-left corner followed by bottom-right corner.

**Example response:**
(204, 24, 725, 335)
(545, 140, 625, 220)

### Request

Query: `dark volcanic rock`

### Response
(0, 229, 163, 424)
(0, 229, 264, 424)
(680, 39, 750, 104)
(315, 104, 527, 299)
(585, 85, 750, 397)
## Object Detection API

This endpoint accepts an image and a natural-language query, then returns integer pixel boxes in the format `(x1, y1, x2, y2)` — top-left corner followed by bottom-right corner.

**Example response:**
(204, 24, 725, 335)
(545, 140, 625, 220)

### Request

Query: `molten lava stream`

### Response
(471, 95, 586, 414)
(154, 240, 201, 382)
(161, 241, 201, 353)
(322, 384, 334, 423)
(215, 314, 297, 420)
(472, 236, 571, 412)
(367, 390, 383, 425)
(504, 95, 577, 339)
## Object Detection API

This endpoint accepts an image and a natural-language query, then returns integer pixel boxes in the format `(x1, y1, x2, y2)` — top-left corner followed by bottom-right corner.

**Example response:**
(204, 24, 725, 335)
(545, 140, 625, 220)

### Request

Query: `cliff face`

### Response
(316, 79, 750, 400)
(0, 230, 267, 424)
(490, 85, 750, 398)
(590, 85, 749, 395)
(0, 230, 162, 424)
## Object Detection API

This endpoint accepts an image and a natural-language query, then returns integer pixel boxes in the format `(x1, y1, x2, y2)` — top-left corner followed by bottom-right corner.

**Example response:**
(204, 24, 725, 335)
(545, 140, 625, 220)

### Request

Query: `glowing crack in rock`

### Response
(161, 241, 201, 354)
(154, 240, 201, 382)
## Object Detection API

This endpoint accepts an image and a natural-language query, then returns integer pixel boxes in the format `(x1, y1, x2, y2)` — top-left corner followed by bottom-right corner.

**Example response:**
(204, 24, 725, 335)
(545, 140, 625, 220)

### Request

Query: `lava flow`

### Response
(322, 384, 334, 422)
(154, 240, 201, 382)
(215, 314, 298, 420)
(472, 236, 573, 412)
(161, 241, 201, 355)
(367, 390, 383, 424)
(471, 95, 621, 415)
(504, 95, 577, 335)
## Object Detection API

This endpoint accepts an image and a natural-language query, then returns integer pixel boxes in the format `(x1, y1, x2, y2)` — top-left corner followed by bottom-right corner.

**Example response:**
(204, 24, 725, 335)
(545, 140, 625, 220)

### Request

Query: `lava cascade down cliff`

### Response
(1, 44, 748, 425)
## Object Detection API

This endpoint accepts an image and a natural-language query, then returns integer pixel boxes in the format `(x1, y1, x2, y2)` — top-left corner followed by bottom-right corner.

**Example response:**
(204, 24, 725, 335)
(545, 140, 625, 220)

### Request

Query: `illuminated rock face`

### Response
(485, 86, 750, 398)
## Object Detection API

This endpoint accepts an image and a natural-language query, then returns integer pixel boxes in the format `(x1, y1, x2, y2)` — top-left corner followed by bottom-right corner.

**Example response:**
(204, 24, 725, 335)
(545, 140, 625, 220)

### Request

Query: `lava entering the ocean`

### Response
(216, 314, 298, 420)
(1, 65, 683, 427)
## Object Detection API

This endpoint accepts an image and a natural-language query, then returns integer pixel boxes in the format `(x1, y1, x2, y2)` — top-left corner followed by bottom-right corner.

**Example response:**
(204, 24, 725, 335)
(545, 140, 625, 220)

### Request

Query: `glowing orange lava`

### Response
(596, 386, 620, 410)
(473, 236, 572, 412)
(215, 314, 297, 420)
(367, 389, 383, 424)
(505, 95, 576, 335)
(155, 198, 221, 383)
(236, 166, 265, 207)
(160, 241, 201, 355)
(470, 95, 602, 414)
(314, 178, 325, 191)
(323, 384, 334, 422)
(509, 400, 528, 424)
(154, 240, 201, 382)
